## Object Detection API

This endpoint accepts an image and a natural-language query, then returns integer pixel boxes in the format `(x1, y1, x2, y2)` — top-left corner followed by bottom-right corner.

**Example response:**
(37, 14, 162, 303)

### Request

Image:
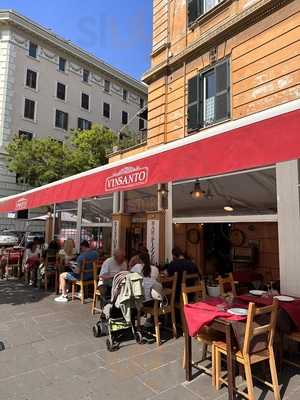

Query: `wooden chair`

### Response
(175, 271, 203, 328)
(91, 261, 103, 315)
(6, 250, 22, 278)
(283, 331, 300, 368)
(217, 273, 237, 297)
(213, 300, 280, 400)
(44, 254, 57, 291)
(182, 279, 225, 384)
(71, 259, 94, 304)
(143, 273, 178, 346)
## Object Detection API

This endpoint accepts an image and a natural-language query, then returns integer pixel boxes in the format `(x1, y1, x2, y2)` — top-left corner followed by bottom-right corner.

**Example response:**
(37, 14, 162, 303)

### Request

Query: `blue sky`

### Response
(1, 0, 153, 79)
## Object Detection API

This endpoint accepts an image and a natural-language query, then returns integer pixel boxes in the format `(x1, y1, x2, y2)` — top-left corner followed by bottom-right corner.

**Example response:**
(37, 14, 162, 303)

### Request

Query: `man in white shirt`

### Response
(100, 249, 127, 281)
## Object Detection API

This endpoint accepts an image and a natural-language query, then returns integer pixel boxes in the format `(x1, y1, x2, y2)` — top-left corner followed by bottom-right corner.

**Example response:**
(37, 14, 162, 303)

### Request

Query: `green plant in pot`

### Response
(206, 275, 221, 297)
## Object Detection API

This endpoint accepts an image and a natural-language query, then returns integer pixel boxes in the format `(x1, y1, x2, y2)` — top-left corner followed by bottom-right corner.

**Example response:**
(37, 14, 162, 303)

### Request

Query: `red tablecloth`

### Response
(184, 297, 247, 337)
(238, 294, 300, 331)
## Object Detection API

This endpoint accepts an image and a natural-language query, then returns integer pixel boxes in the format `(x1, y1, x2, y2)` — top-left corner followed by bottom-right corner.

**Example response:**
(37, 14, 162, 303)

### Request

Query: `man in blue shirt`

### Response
(55, 240, 98, 303)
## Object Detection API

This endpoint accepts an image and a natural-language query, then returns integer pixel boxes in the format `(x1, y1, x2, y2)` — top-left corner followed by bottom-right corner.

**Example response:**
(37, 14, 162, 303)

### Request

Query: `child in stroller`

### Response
(93, 271, 144, 351)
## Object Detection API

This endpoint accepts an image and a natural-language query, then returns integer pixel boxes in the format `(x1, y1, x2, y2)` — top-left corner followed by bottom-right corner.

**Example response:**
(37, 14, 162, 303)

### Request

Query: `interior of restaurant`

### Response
(172, 167, 279, 286)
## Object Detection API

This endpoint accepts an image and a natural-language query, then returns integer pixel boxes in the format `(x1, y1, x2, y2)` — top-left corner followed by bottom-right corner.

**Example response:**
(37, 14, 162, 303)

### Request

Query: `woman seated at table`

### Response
(58, 238, 76, 266)
(131, 252, 160, 303)
(23, 241, 41, 286)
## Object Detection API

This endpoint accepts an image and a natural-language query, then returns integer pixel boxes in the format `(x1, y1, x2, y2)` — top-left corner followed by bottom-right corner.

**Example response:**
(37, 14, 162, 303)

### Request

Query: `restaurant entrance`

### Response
(172, 167, 279, 286)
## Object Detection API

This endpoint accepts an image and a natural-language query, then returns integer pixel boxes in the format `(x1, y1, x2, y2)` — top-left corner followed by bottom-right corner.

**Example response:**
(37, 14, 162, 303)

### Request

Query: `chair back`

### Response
(217, 273, 237, 296)
(181, 279, 206, 306)
(182, 271, 202, 288)
(160, 273, 178, 308)
(93, 260, 100, 286)
(242, 300, 278, 356)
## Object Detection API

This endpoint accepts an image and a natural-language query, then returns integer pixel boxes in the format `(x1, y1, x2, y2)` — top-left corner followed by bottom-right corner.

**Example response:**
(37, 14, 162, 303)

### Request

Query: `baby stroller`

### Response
(92, 271, 144, 352)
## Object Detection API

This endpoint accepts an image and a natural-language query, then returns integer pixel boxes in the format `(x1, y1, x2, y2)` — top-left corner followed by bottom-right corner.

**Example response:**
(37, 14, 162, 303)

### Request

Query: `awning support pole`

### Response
(277, 160, 300, 296)
(76, 198, 83, 252)
(165, 182, 173, 262)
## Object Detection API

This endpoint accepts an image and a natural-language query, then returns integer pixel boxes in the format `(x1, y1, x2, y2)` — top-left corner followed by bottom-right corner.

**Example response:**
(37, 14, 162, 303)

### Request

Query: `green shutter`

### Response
(188, 0, 200, 25)
(188, 75, 203, 133)
(215, 60, 230, 122)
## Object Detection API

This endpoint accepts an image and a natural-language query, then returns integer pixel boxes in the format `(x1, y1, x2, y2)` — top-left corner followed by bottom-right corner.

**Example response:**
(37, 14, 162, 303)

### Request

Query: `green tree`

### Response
(6, 124, 117, 187)
(6, 137, 65, 186)
(64, 124, 117, 175)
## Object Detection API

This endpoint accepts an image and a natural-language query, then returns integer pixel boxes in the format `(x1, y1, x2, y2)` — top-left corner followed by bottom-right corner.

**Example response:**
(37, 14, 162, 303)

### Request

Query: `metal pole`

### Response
(76, 198, 83, 252)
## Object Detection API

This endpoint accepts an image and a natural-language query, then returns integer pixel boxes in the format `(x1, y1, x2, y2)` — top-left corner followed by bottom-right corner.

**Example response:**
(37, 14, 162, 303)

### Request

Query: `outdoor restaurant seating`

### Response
(284, 330, 300, 368)
(43, 253, 57, 291)
(71, 259, 94, 304)
(213, 300, 280, 400)
(217, 272, 237, 297)
(143, 273, 178, 346)
(181, 277, 224, 376)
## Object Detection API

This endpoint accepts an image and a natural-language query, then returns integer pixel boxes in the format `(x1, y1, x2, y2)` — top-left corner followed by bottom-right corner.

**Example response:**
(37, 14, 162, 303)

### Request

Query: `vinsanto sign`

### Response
(105, 166, 149, 192)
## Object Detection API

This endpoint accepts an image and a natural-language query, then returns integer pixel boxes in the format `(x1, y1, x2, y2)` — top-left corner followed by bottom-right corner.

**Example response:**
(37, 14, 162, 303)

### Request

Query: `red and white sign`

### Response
(105, 166, 148, 192)
(15, 197, 28, 211)
(1, 104, 300, 213)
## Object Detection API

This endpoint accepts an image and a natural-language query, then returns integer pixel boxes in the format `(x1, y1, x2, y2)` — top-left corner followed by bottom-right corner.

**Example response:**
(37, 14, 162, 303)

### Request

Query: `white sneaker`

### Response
(54, 295, 68, 303)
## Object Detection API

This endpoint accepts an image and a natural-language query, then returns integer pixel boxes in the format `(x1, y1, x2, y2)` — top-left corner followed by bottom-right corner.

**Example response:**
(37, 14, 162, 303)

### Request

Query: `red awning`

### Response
(1, 102, 300, 213)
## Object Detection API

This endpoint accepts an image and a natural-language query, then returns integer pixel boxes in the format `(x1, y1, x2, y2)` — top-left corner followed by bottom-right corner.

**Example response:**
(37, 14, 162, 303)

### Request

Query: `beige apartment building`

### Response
(0, 10, 147, 229)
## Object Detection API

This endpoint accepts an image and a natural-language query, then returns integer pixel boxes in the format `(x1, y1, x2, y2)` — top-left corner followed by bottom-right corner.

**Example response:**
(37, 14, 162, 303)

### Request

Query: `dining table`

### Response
(184, 297, 248, 400)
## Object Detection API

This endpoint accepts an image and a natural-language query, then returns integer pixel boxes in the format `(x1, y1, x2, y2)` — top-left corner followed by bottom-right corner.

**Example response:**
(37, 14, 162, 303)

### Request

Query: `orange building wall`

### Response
(144, 0, 300, 149)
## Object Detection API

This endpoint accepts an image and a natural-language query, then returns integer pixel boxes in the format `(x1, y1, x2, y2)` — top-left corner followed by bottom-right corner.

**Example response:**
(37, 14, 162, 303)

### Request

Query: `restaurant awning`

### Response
(1, 100, 300, 213)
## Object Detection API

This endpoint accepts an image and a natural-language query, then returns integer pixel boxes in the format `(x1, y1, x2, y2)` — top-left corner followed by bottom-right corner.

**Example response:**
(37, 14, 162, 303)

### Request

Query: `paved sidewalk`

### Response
(0, 280, 299, 400)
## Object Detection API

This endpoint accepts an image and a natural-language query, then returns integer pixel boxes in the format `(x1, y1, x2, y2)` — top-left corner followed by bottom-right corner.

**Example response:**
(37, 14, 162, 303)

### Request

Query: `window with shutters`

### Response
(83, 69, 90, 83)
(187, 59, 230, 133)
(26, 69, 37, 90)
(78, 118, 92, 130)
(24, 99, 36, 120)
(123, 89, 128, 101)
(103, 102, 111, 119)
(56, 82, 66, 101)
(29, 41, 38, 58)
(104, 80, 111, 93)
(59, 57, 66, 72)
(81, 93, 90, 110)
(55, 110, 68, 130)
(188, 0, 222, 25)
(121, 111, 128, 125)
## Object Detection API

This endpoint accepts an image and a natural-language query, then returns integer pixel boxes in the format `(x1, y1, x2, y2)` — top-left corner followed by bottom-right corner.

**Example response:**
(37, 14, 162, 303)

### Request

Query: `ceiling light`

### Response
(191, 180, 205, 200)
(224, 203, 234, 212)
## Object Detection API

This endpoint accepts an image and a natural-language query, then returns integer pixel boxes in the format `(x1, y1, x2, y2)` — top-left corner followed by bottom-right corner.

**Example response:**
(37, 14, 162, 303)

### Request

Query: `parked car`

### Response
(0, 230, 19, 247)
(25, 232, 45, 245)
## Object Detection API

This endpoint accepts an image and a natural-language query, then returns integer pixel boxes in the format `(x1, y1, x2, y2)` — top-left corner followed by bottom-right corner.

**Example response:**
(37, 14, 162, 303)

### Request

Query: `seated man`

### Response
(99, 249, 127, 280)
(98, 249, 127, 298)
(166, 247, 200, 302)
(55, 240, 98, 303)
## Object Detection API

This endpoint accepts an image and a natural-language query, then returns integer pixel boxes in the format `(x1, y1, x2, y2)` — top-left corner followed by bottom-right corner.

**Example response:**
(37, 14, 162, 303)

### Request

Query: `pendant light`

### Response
(224, 199, 235, 212)
(191, 180, 205, 200)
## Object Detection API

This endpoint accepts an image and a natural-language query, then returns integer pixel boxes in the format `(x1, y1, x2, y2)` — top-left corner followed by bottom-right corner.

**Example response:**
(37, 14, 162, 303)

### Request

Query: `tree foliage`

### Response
(6, 124, 117, 187)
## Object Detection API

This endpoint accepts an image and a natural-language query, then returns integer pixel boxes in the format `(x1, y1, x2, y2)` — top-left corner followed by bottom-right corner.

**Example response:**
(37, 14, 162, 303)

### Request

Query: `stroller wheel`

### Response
(135, 331, 144, 344)
(93, 324, 101, 338)
(106, 338, 117, 352)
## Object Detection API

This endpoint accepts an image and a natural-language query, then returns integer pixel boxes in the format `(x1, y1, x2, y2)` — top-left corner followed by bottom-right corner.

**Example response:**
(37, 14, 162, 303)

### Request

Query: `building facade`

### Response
(0, 10, 147, 203)
(0, 10, 147, 232)
(1, 1, 300, 295)
(106, 0, 300, 295)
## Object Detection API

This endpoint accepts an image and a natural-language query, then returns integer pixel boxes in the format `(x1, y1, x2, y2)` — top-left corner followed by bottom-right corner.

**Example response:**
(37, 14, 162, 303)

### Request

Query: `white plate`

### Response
(249, 290, 267, 296)
(273, 295, 295, 302)
(227, 308, 248, 316)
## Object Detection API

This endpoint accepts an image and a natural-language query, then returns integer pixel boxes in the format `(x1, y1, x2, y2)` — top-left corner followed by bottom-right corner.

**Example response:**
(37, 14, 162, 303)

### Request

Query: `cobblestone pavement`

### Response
(0, 279, 299, 400)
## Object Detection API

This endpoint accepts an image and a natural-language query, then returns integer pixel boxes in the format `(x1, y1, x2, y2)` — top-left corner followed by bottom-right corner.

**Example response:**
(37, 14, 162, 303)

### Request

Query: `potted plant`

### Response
(206, 275, 221, 297)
